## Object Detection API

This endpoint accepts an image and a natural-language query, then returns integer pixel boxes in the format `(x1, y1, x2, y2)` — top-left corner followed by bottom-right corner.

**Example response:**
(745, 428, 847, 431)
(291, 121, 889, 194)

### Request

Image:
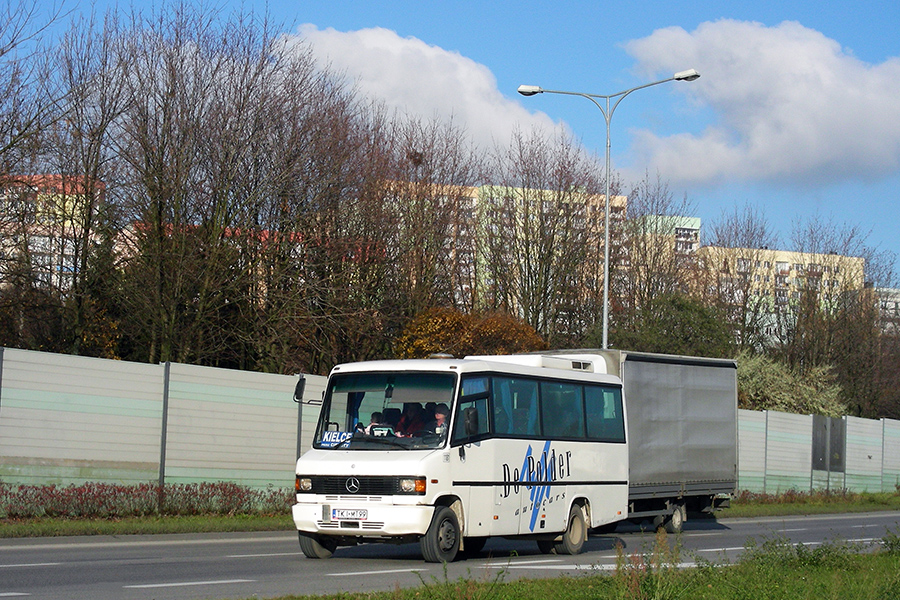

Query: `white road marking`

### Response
(124, 579, 255, 589)
(0, 563, 61, 568)
(329, 568, 426, 577)
(227, 552, 301, 558)
(481, 558, 562, 566)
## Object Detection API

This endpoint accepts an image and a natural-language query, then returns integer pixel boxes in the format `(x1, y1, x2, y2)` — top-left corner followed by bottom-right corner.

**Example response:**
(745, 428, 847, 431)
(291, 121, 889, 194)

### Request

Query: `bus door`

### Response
(490, 376, 557, 536)
(517, 381, 582, 535)
(450, 376, 520, 537)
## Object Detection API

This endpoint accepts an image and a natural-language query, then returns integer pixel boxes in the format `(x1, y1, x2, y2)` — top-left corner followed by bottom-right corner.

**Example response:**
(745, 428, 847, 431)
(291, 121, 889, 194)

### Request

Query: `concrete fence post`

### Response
(158, 361, 171, 511)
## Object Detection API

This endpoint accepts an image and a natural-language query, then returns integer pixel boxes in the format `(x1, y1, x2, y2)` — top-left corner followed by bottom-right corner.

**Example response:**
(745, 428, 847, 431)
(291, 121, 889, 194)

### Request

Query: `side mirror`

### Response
(293, 374, 306, 403)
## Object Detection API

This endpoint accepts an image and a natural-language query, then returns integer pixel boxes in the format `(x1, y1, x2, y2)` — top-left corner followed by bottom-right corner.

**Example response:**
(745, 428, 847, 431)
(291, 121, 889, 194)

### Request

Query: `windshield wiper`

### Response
(360, 435, 410, 449)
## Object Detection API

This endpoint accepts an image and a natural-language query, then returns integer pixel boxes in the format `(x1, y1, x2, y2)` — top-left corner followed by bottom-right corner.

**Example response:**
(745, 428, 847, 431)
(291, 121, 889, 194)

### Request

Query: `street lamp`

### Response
(518, 69, 700, 349)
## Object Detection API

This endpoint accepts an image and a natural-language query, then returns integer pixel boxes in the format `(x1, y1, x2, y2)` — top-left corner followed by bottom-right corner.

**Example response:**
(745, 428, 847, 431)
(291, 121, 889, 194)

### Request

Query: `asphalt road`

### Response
(2, 511, 899, 600)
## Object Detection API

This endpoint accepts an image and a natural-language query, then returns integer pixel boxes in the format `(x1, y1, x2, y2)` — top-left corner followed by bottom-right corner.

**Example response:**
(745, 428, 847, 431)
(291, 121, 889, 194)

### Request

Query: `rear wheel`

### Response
(555, 504, 586, 555)
(537, 504, 586, 555)
(298, 532, 337, 559)
(420, 506, 460, 563)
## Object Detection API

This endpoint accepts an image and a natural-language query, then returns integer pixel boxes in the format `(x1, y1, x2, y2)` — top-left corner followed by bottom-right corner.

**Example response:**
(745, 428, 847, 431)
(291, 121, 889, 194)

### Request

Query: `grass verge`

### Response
(263, 531, 900, 600)
(718, 489, 900, 518)
(0, 513, 293, 538)
(1, 489, 898, 538)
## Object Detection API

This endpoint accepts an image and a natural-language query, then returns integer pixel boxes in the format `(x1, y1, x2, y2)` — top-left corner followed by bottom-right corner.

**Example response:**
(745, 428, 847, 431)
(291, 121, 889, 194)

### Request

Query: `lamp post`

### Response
(518, 69, 700, 349)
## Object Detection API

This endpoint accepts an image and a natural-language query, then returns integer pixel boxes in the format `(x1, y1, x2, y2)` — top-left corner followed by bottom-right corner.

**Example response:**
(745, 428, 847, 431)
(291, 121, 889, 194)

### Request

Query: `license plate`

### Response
(332, 508, 367, 520)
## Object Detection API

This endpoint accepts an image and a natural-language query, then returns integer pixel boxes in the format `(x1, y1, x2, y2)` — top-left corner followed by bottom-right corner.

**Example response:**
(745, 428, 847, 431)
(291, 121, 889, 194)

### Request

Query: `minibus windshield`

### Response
(313, 371, 457, 450)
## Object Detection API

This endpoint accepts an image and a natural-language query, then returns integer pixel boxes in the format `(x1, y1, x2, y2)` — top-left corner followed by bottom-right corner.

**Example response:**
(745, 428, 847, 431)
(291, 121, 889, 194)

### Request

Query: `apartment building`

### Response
(0, 175, 105, 292)
(696, 245, 867, 343)
(470, 185, 626, 324)
(878, 287, 900, 334)
(698, 247, 865, 302)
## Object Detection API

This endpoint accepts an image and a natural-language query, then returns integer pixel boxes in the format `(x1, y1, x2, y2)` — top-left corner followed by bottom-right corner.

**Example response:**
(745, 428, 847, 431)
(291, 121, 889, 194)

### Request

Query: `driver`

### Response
(430, 404, 450, 434)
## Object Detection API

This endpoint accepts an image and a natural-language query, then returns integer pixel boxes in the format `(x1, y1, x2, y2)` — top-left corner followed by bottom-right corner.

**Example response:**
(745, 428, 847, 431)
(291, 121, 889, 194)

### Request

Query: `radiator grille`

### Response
(307, 475, 407, 495)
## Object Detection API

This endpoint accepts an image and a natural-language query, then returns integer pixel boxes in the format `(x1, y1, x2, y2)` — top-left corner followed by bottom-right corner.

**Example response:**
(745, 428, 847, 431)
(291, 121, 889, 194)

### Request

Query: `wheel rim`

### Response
(438, 517, 457, 552)
(568, 510, 584, 543)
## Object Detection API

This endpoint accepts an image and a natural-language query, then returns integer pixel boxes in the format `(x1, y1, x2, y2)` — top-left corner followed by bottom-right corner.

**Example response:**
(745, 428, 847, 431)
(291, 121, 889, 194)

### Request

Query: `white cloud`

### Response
(624, 20, 900, 187)
(287, 24, 557, 148)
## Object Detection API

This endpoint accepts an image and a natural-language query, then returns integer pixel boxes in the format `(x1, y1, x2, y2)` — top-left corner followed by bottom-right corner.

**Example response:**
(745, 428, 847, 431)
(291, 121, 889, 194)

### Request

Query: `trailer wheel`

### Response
(420, 506, 460, 563)
(664, 504, 685, 534)
(298, 532, 337, 559)
(554, 504, 586, 555)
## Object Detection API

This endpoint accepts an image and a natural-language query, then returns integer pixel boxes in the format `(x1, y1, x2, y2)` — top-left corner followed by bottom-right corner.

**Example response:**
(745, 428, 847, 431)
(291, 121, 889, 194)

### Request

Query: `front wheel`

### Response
(298, 532, 337, 559)
(420, 506, 460, 563)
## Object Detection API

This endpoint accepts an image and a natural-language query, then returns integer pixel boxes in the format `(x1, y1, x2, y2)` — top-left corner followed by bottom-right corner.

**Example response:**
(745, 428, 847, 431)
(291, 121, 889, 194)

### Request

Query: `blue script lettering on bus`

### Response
(500, 441, 573, 531)
(320, 431, 353, 448)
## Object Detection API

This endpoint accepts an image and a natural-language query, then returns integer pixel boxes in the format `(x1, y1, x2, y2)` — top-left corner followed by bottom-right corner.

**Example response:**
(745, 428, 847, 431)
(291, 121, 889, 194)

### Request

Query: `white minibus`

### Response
(292, 354, 628, 562)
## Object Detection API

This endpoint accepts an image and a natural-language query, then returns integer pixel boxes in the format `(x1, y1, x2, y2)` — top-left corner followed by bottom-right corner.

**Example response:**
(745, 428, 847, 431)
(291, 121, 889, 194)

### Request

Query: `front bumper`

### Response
(292, 500, 434, 538)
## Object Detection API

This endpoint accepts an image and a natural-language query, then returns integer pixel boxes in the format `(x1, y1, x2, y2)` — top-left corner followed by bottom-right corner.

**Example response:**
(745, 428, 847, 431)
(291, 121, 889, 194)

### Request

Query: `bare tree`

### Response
(0, 0, 61, 174)
(776, 214, 897, 416)
(610, 172, 696, 345)
(383, 117, 483, 317)
(481, 127, 603, 347)
(114, 4, 270, 365)
(700, 203, 780, 352)
(37, 10, 128, 357)
(0, 0, 66, 349)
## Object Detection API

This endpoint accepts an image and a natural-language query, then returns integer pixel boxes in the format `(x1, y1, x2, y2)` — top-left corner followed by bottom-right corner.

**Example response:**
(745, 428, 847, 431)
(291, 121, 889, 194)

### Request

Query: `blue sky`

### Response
(67, 0, 900, 279)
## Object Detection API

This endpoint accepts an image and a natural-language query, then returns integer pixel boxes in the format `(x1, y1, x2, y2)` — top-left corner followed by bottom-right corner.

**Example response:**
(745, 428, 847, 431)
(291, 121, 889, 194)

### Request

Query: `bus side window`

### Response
(585, 385, 625, 442)
(491, 377, 517, 435)
(540, 382, 584, 438)
(454, 376, 490, 444)
(509, 379, 539, 437)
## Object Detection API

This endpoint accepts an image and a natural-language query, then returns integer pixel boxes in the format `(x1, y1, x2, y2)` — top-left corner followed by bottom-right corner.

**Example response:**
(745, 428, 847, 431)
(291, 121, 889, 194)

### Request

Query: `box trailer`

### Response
(551, 349, 738, 532)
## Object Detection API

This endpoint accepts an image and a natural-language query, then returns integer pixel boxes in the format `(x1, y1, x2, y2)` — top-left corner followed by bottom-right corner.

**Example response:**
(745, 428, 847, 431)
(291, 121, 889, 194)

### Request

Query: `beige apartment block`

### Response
(697, 245, 866, 308)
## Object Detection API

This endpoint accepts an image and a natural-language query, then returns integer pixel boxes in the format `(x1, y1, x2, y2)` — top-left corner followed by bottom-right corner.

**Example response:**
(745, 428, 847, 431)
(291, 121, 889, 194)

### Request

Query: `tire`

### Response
(664, 504, 685, 534)
(536, 539, 555, 554)
(420, 506, 460, 563)
(461, 536, 487, 556)
(554, 504, 586, 555)
(298, 532, 337, 559)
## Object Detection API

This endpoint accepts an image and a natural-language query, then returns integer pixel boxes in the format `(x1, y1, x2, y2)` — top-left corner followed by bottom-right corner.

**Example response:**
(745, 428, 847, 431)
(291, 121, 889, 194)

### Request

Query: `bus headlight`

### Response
(296, 477, 313, 492)
(399, 477, 426, 494)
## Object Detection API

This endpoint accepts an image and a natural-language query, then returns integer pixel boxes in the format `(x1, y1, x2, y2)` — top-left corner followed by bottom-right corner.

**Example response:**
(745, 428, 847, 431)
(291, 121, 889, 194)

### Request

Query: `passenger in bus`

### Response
(382, 407, 402, 429)
(395, 403, 426, 435)
(364, 412, 386, 434)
